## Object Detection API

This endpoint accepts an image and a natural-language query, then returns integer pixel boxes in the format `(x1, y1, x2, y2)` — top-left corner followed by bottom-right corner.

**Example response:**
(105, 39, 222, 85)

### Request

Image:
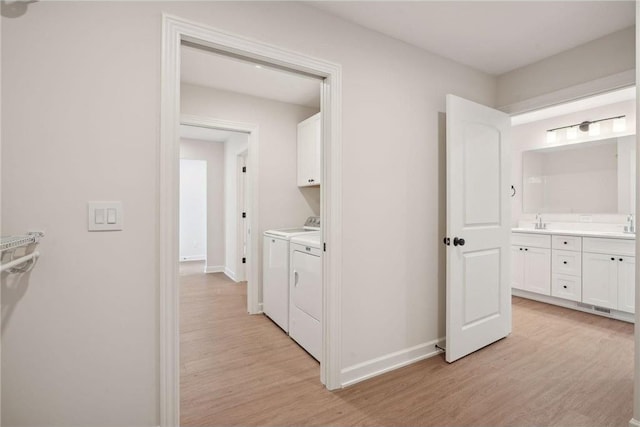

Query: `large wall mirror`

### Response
(522, 135, 636, 214)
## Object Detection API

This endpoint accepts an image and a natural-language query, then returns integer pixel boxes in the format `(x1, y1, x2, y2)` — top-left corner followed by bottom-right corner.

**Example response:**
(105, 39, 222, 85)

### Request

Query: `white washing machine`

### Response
(289, 232, 322, 361)
(263, 216, 320, 332)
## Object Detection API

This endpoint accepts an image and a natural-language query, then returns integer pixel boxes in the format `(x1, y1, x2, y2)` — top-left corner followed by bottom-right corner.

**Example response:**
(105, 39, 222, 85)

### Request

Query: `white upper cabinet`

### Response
(297, 113, 321, 187)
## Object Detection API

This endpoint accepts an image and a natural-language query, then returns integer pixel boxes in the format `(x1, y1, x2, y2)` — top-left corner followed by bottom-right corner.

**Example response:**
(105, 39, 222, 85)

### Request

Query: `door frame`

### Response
(237, 149, 248, 282)
(160, 14, 343, 426)
(181, 115, 258, 302)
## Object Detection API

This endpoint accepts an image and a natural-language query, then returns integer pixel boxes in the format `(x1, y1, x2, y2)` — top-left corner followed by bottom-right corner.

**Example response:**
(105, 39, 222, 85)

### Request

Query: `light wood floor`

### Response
(180, 261, 634, 426)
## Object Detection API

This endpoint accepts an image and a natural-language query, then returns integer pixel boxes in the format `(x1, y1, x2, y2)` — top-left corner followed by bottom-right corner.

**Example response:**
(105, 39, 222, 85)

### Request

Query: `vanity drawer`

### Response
(552, 273, 582, 302)
(552, 235, 582, 252)
(512, 233, 551, 249)
(552, 249, 582, 276)
(583, 237, 635, 256)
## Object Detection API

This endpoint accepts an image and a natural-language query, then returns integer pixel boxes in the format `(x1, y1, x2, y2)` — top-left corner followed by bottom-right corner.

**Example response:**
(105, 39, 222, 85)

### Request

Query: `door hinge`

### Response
(242, 212, 246, 218)
(242, 166, 246, 173)
(242, 257, 246, 264)
(323, 242, 326, 252)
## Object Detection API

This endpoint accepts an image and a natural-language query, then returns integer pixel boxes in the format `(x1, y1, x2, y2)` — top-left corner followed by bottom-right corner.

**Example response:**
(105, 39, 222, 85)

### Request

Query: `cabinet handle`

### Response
(563, 261, 567, 265)
(293, 270, 299, 286)
(308, 179, 315, 183)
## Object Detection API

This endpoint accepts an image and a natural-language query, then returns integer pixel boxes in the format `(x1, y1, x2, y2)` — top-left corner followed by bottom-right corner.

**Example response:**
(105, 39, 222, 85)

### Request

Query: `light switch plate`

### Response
(88, 202, 123, 231)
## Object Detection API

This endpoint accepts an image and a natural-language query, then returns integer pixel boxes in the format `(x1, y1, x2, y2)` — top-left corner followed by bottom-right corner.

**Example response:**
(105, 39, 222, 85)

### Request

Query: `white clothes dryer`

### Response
(289, 232, 322, 361)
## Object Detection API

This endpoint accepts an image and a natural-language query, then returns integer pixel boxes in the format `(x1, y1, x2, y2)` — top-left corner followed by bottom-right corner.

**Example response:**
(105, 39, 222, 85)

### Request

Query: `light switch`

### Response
(95, 209, 105, 224)
(88, 202, 123, 231)
(107, 208, 117, 224)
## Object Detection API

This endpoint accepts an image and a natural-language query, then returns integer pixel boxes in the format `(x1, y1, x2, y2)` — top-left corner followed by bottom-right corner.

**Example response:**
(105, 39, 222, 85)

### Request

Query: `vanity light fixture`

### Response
(546, 115, 626, 142)
(613, 116, 627, 132)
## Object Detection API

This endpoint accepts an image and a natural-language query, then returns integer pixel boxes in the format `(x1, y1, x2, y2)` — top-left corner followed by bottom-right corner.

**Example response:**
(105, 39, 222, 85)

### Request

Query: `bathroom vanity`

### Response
(512, 229, 635, 322)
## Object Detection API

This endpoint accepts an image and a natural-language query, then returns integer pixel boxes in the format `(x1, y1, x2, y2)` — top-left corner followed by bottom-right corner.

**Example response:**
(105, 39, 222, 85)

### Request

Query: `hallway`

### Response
(180, 262, 634, 426)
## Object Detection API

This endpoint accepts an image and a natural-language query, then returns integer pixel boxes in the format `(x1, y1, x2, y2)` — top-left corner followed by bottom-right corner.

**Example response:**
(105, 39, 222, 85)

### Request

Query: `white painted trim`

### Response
(179, 255, 205, 262)
(512, 289, 635, 323)
(204, 265, 225, 274)
(629, 418, 640, 427)
(341, 338, 445, 388)
(180, 114, 260, 314)
(257, 302, 263, 313)
(223, 267, 238, 282)
(500, 69, 635, 115)
(161, 14, 343, 426)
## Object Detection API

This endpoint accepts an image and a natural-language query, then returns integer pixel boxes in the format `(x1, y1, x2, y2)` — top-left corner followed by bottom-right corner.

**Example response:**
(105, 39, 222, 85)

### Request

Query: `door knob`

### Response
(453, 237, 465, 247)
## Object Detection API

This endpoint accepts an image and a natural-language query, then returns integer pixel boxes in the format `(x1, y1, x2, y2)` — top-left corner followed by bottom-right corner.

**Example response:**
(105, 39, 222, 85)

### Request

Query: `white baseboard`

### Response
(224, 267, 238, 282)
(257, 302, 263, 313)
(204, 265, 224, 273)
(512, 289, 635, 323)
(629, 418, 640, 427)
(179, 255, 205, 262)
(341, 337, 445, 388)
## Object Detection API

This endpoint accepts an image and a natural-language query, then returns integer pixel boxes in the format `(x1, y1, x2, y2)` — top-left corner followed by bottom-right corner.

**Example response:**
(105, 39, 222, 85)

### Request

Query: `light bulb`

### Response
(588, 122, 600, 137)
(613, 117, 626, 132)
(546, 130, 557, 143)
(566, 126, 577, 140)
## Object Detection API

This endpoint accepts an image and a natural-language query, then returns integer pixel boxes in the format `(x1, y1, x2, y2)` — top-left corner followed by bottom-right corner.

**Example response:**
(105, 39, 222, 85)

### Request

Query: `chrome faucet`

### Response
(625, 214, 635, 233)
(535, 213, 545, 230)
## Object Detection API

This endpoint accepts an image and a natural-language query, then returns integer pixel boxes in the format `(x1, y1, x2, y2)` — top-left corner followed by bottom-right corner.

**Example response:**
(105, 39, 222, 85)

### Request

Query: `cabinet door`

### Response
(297, 113, 321, 187)
(582, 252, 618, 310)
(524, 247, 551, 295)
(511, 246, 525, 290)
(617, 256, 635, 313)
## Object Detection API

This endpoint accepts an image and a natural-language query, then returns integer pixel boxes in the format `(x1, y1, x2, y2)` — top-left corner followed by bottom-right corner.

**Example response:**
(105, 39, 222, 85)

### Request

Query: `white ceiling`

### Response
(181, 44, 322, 108)
(309, 1, 635, 75)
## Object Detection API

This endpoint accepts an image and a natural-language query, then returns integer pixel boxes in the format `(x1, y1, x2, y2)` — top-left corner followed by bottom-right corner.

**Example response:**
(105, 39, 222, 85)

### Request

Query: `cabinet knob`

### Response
(619, 258, 623, 262)
(611, 257, 615, 261)
(563, 285, 568, 289)
(563, 261, 567, 265)
(524, 248, 528, 251)
(519, 248, 523, 251)
(308, 179, 315, 183)
(563, 241, 568, 245)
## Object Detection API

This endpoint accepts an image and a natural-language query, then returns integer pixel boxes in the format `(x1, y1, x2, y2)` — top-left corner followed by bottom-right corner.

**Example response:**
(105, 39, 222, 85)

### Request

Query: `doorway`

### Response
(160, 14, 343, 425)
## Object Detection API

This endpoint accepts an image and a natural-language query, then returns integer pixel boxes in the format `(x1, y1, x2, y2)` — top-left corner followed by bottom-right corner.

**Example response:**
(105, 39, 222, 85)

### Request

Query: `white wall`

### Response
(181, 84, 321, 303)
(511, 99, 637, 226)
(5, 1, 626, 425)
(180, 138, 225, 272)
(497, 26, 635, 109)
(179, 159, 207, 261)
(224, 133, 249, 282)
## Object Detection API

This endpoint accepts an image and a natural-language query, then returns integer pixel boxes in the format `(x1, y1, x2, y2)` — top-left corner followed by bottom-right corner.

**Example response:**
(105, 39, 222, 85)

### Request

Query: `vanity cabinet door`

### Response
(582, 252, 618, 310)
(617, 257, 635, 313)
(523, 247, 551, 295)
(511, 246, 525, 291)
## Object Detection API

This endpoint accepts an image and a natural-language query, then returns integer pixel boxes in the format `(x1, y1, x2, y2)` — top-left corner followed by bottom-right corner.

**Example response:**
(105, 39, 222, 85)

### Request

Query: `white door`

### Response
(524, 247, 551, 295)
(237, 151, 248, 281)
(582, 252, 618, 309)
(445, 94, 511, 363)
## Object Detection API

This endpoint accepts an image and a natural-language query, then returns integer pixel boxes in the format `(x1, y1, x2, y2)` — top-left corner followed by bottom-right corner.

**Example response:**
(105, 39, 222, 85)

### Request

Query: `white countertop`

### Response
(512, 228, 635, 240)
